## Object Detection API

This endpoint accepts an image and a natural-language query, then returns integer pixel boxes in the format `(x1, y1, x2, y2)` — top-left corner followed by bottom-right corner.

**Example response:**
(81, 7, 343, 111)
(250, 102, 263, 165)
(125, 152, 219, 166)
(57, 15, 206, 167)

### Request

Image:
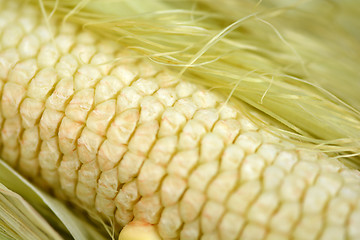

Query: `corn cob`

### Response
(0, 1, 360, 240)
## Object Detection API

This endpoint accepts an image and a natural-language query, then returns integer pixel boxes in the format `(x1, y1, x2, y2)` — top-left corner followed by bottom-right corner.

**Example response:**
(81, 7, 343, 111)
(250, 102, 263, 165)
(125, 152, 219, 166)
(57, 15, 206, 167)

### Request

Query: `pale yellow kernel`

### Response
(316, 172, 343, 196)
(188, 161, 218, 192)
(178, 119, 206, 149)
(34, 25, 52, 43)
(265, 232, 288, 240)
(38, 137, 61, 170)
(297, 149, 320, 162)
(135, 59, 157, 77)
(55, 35, 75, 54)
(133, 194, 162, 224)
(1, 23, 23, 48)
(139, 96, 164, 122)
(77, 127, 104, 164)
(19, 98, 44, 128)
(8, 59, 37, 85)
(18, 12, 37, 32)
(256, 143, 281, 164)
(349, 209, 360, 239)
(303, 185, 330, 214)
(158, 108, 186, 137)
(128, 120, 159, 155)
(235, 131, 262, 154)
(175, 81, 197, 98)
(263, 165, 285, 190)
(338, 184, 360, 205)
(97, 168, 119, 199)
(116, 87, 142, 113)
(201, 232, 218, 240)
(240, 117, 259, 132)
(46, 77, 74, 111)
(248, 191, 279, 225)
(219, 212, 244, 240)
(115, 207, 134, 227)
(76, 181, 96, 206)
(154, 88, 177, 107)
(71, 44, 96, 64)
(117, 151, 146, 184)
(0, 49, 19, 80)
(293, 160, 320, 185)
(20, 126, 39, 158)
(1, 146, 19, 166)
(98, 139, 127, 171)
(193, 109, 219, 131)
(274, 150, 298, 172)
(180, 188, 206, 223)
(227, 180, 261, 215)
(240, 223, 266, 240)
(220, 144, 245, 171)
(212, 119, 241, 144)
(133, 78, 159, 95)
(115, 180, 140, 210)
(18, 34, 40, 58)
(240, 154, 265, 182)
(76, 161, 100, 202)
(149, 136, 177, 166)
(111, 64, 138, 86)
(38, 43, 60, 68)
(137, 161, 166, 196)
(58, 152, 80, 197)
(107, 108, 139, 145)
(293, 215, 323, 240)
(27, 67, 57, 100)
(161, 175, 186, 207)
(90, 53, 114, 75)
(95, 196, 116, 217)
(41, 169, 59, 188)
(75, 65, 102, 90)
(18, 157, 39, 178)
(155, 70, 179, 88)
(58, 21, 79, 35)
(320, 226, 345, 240)
(207, 170, 237, 203)
(201, 201, 224, 234)
(95, 76, 123, 104)
(39, 108, 64, 140)
(119, 221, 161, 240)
(218, 104, 238, 120)
(158, 205, 182, 239)
(173, 98, 198, 119)
(192, 89, 218, 108)
(55, 54, 78, 79)
(86, 99, 116, 135)
(200, 133, 224, 163)
(65, 88, 94, 123)
(326, 197, 351, 226)
(280, 175, 306, 202)
(1, 82, 26, 118)
(340, 169, 360, 184)
(180, 220, 200, 240)
(1, 116, 21, 148)
(168, 149, 199, 178)
(77, 31, 97, 45)
(58, 116, 84, 154)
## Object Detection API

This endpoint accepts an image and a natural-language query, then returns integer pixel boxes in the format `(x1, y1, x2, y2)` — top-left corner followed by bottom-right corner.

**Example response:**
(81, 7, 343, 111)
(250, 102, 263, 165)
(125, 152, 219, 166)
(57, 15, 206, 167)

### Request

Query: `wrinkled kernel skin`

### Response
(0, 1, 360, 240)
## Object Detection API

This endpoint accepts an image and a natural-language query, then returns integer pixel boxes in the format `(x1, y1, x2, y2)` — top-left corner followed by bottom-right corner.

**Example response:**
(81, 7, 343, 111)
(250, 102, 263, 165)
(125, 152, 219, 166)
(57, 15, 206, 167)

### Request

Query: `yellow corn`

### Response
(0, 1, 360, 240)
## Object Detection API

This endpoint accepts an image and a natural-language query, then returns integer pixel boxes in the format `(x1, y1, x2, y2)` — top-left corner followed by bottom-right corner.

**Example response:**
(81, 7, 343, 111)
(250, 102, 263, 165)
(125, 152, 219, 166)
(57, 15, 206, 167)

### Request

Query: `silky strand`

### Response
(0, 0, 359, 240)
